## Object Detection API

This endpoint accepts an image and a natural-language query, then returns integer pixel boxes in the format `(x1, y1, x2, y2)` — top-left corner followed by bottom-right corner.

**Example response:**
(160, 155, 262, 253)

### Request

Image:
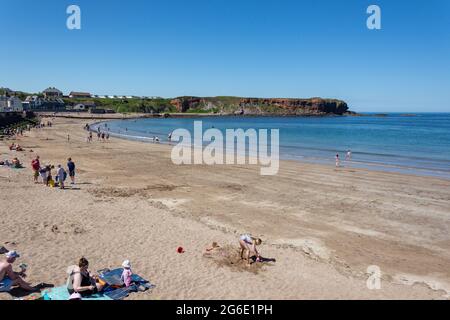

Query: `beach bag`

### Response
(66, 265, 77, 291)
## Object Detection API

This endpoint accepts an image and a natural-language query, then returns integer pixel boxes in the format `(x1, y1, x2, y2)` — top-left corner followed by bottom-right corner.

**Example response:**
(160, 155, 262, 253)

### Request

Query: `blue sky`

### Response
(1, 0, 449, 112)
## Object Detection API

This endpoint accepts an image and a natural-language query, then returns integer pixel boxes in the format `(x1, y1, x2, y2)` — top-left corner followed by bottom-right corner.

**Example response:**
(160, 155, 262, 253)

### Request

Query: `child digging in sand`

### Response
(239, 234, 262, 266)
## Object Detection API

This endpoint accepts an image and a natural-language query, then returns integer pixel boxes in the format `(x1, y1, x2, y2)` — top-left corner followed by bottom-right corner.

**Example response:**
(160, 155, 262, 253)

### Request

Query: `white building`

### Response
(24, 95, 43, 110)
(8, 96, 23, 112)
(0, 96, 23, 112)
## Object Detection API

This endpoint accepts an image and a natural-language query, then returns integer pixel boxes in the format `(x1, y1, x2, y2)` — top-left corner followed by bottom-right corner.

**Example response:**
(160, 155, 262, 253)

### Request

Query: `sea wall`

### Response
(0, 112, 36, 129)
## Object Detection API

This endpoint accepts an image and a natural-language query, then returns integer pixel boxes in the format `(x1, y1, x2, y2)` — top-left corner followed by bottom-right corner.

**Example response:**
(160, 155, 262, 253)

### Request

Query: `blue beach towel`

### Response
(42, 286, 113, 300)
(0, 277, 13, 293)
(98, 268, 155, 300)
(98, 268, 149, 286)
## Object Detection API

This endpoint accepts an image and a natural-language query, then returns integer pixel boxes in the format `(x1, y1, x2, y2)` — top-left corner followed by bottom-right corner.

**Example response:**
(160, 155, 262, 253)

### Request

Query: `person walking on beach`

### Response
(67, 158, 76, 185)
(56, 165, 66, 189)
(335, 154, 340, 167)
(31, 156, 40, 184)
(39, 166, 49, 186)
(346, 150, 352, 161)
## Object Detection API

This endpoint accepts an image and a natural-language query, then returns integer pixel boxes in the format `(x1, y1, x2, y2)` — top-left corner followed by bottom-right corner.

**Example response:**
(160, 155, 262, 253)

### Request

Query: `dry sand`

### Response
(1, 117, 449, 300)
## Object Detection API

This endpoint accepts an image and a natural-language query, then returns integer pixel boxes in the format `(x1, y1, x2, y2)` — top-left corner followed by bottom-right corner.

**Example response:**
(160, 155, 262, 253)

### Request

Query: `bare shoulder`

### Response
(0, 261, 12, 271)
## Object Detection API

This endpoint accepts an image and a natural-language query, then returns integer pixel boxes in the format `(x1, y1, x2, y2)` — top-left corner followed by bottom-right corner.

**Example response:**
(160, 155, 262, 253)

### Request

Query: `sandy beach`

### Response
(1, 117, 449, 300)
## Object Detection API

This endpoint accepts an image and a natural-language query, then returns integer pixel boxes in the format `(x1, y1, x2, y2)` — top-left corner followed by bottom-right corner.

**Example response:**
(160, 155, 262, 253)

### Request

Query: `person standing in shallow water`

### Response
(346, 150, 352, 161)
(335, 154, 340, 167)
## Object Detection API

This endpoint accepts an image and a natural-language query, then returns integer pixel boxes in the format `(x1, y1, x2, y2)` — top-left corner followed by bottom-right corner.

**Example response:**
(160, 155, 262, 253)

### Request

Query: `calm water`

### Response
(92, 113, 450, 179)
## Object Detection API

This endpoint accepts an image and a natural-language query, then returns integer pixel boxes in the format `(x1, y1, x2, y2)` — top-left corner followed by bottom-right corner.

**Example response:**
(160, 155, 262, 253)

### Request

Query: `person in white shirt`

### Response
(57, 165, 66, 189)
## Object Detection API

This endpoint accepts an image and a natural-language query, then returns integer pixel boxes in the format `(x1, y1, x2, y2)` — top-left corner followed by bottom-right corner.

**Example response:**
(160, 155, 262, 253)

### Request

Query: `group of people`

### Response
(0, 157, 22, 168)
(335, 149, 352, 167)
(84, 125, 110, 143)
(1, 252, 134, 299)
(8, 143, 24, 151)
(31, 156, 76, 189)
(1, 233, 264, 297)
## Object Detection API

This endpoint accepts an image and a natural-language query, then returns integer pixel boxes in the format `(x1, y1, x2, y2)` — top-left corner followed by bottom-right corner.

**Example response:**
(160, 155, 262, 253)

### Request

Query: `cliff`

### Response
(170, 96, 349, 116)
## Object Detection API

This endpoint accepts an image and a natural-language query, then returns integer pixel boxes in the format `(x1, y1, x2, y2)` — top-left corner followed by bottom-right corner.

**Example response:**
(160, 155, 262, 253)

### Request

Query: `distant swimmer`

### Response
(346, 150, 352, 161)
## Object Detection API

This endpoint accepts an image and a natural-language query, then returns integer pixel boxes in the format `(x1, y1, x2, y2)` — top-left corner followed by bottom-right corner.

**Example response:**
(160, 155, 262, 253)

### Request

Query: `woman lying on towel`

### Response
(67, 257, 105, 297)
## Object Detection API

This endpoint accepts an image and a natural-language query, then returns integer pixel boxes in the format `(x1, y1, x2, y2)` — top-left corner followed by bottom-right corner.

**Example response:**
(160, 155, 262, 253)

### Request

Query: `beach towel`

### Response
(98, 268, 150, 287)
(104, 285, 138, 300)
(0, 277, 13, 293)
(97, 268, 155, 299)
(41, 286, 113, 300)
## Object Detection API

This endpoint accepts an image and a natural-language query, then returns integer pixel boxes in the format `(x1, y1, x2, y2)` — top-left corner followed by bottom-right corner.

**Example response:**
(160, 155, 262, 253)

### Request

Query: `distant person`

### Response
(346, 150, 352, 161)
(335, 154, 340, 167)
(67, 134, 70, 142)
(239, 234, 262, 266)
(101, 132, 105, 141)
(168, 132, 172, 142)
(0, 251, 35, 292)
(39, 166, 49, 186)
(56, 165, 66, 189)
(67, 158, 76, 185)
(97, 132, 101, 141)
(106, 133, 110, 141)
(31, 156, 40, 183)
(155, 136, 160, 143)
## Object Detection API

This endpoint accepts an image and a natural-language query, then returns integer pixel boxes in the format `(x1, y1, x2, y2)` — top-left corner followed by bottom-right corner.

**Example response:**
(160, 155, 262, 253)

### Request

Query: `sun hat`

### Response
(69, 292, 82, 300)
(6, 250, 20, 259)
(122, 260, 131, 269)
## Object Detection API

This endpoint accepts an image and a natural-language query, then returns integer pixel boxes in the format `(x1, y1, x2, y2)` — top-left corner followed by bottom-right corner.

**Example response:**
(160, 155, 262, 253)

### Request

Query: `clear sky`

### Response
(1, 0, 449, 112)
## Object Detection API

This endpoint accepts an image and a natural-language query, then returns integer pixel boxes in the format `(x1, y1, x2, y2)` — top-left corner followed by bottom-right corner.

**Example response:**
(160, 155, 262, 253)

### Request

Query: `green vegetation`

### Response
(63, 97, 177, 114)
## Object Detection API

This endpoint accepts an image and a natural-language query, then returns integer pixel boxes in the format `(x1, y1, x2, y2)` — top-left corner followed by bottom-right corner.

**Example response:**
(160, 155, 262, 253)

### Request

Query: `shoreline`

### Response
(36, 111, 359, 120)
(89, 119, 450, 181)
(1, 117, 449, 299)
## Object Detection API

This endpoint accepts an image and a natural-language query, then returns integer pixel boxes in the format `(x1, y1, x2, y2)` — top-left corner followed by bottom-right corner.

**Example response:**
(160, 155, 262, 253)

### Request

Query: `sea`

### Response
(91, 113, 450, 179)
